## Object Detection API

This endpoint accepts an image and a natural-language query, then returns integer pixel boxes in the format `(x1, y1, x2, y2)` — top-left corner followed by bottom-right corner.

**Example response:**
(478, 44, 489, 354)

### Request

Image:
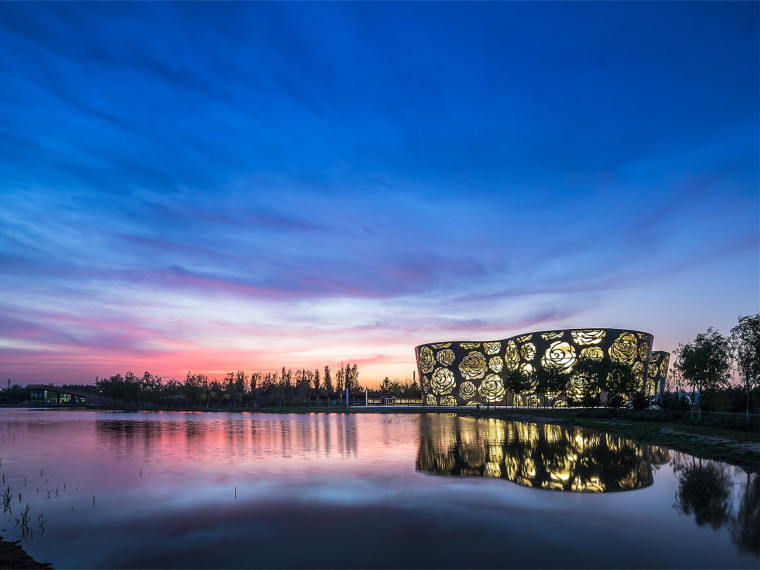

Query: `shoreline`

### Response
(5, 404, 759, 472)
(0, 537, 51, 569)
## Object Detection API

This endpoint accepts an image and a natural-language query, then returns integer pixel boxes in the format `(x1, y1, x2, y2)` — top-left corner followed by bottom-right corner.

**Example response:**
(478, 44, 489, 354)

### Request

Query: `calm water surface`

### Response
(0, 409, 757, 569)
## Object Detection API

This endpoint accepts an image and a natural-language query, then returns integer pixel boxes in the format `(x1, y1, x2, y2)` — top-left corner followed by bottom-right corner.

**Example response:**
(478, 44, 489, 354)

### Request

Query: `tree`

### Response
(534, 366, 568, 407)
(504, 369, 534, 408)
(335, 368, 344, 399)
(603, 361, 638, 409)
(675, 327, 731, 417)
(250, 372, 260, 405)
(730, 314, 760, 420)
(570, 357, 605, 407)
(323, 366, 333, 401)
(534, 367, 568, 408)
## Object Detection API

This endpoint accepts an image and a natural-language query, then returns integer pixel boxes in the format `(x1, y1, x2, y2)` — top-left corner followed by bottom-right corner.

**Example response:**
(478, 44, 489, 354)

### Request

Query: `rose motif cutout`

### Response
(484, 342, 501, 355)
(638, 341, 650, 362)
(489, 356, 504, 372)
(570, 329, 606, 345)
(541, 341, 577, 373)
(419, 346, 435, 373)
(516, 334, 533, 343)
(580, 346, 604, 361)
(431, 343, 451, 349)
(632, 361, 644, 382)
(520, 363, 537, 390)
(421, 375, 431, 393)
(520, 342, 536, 361)
(459, 381, 477, 400)
(660, 355, 670, 377)
(459, 351, 487, 380)
(431, 367, 456, 395)
(436, 349, 455, 366)
(505, 341, 520, 370)
(460, 342, 481, 349)
(426, 393, 437, 406)
(541, 331, 564, 340)
(479, 374, 506, 403)
(440, 395, 457, 406)
(647, 353, 660, 379)
(608, 332, 638, 365)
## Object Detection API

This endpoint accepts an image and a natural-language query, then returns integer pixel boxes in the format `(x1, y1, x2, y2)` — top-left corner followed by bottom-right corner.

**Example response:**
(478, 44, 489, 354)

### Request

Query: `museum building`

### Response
(415, 328, 669, 406)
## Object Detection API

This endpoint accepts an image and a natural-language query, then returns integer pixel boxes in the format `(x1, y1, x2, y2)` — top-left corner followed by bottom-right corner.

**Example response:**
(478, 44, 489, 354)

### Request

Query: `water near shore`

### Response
(0, 409, 757, 568)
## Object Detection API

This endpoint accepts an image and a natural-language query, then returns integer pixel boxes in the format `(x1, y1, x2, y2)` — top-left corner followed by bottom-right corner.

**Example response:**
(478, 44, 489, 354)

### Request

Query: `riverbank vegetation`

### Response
(0, 364, 423, 409)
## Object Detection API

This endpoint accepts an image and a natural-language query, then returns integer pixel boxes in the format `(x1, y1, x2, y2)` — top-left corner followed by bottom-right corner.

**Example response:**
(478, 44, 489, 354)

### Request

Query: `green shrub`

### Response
(632, 392, 649, 410)
(678, 413, 759, 432)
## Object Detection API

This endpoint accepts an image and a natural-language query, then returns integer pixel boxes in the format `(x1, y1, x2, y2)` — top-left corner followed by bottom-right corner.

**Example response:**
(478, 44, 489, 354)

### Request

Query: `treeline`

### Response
(95, 364, 366, 408)
(672, 313, 760, 419)
(374, 377, 422, 401)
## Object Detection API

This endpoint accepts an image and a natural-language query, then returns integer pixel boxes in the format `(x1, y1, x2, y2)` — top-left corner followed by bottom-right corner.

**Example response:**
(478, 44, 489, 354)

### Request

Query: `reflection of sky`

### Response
(1, 410, 756, 568)
(1, 2, 758, 385)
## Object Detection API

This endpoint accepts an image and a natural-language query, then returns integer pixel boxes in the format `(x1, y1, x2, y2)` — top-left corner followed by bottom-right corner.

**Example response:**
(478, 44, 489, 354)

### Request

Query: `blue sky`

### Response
(1, 1, 757, 385)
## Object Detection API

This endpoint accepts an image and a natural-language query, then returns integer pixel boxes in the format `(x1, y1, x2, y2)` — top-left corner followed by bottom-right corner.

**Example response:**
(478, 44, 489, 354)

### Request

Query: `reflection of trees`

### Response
(673, 457, 732, 529)
(732, 472, 760, 555)
(416, 415, 668, 493)
(96, 414, 359, 459)
(672, 456, 760, 557)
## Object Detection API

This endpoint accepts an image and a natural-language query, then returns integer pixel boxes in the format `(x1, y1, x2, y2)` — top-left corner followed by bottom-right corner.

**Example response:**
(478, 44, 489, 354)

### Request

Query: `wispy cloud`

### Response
(0, 1, 757, 385)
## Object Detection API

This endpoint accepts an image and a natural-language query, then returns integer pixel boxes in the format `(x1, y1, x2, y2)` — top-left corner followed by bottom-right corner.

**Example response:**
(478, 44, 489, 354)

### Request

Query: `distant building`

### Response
(28, 385, 102, 406)
(415, 328, 670, 406)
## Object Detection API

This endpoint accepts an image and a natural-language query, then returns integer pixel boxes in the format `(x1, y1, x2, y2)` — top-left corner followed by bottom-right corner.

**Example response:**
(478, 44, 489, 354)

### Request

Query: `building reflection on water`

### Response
(416, 414, 669, 492)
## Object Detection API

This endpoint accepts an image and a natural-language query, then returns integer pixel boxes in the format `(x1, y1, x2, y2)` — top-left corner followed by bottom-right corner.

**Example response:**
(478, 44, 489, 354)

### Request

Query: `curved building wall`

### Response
(415, 328, 659, 406)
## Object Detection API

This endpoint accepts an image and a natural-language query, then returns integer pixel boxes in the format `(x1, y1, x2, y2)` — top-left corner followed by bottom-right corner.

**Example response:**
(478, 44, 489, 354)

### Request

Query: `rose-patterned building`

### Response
(415, 328, 670, 406)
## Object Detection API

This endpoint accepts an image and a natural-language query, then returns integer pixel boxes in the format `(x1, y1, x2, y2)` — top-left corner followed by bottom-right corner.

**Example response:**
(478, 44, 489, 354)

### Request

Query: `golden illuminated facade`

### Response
(416, 415, 670, 492)
(646, 351, 670, 398)
(415, 328, 670, 406)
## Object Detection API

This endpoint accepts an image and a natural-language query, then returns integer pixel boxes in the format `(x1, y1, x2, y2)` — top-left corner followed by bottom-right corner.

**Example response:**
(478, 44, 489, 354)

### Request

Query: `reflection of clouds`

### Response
(416, 415, 669, 493)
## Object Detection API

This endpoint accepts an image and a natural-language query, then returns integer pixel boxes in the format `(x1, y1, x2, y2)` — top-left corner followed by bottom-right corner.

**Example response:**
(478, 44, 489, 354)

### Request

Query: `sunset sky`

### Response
(1, 2, 758, 387)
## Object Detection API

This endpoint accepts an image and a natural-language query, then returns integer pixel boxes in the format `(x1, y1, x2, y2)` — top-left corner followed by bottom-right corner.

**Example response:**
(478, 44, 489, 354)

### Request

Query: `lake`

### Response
(0, 409, 757, 568)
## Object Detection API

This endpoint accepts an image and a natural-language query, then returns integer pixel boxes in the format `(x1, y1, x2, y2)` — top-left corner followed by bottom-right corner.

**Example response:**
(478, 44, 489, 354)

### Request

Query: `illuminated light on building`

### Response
(416, 415, 670, 493)
(415, 328, 670, 406)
